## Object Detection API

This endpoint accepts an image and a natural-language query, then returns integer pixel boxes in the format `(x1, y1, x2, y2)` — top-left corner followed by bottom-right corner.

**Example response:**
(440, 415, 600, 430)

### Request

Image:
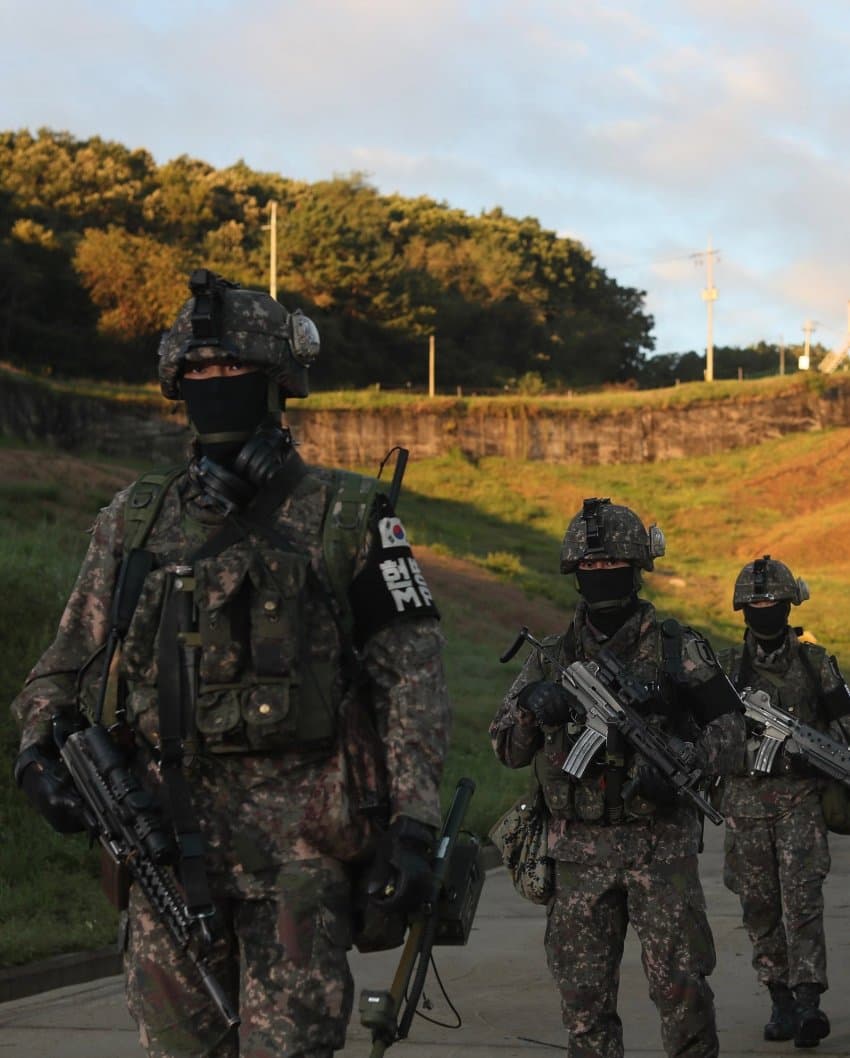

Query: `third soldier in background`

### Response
(719, 556, 850, 1048)
(490, 498, 745, 1058)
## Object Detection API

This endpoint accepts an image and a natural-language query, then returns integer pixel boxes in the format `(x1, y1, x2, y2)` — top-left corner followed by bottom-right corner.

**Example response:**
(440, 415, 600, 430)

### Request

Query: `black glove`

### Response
(668, 737, 706, 774)
(781, 740, 819, 778)
(14, 745, 88, 834)
(366, 816, 435, 914)
(517, 680, 577, 726)
(632, 761, 677, 808)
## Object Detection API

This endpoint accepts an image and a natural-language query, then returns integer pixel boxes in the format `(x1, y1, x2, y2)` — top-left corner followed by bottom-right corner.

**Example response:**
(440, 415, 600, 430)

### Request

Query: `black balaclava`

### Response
(744, 601, 791, 653)
(576, 566, 639, 636)
(181, 372, 270, 465)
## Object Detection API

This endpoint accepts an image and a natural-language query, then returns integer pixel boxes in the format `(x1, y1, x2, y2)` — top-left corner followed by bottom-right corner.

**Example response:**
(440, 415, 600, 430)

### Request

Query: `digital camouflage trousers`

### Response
(545, 856, 718, 1058)
(724, 793, 830, 990)
(124, 858, 354, 1058)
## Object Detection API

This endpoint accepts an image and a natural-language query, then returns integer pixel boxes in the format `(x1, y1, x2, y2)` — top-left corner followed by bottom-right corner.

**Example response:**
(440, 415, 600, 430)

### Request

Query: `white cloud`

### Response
(3, 0, 850, 351)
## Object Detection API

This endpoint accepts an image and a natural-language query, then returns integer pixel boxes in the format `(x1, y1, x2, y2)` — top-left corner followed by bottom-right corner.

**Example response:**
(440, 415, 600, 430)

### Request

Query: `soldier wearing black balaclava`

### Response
(490, 497, 745, 1058)
(12, 270, 450, 1058)
(719, 556, 850, 1048)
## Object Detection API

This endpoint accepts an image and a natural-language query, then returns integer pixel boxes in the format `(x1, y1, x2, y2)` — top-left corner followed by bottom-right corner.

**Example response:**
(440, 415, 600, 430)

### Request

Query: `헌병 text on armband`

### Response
(349, 515, 440, 645)
(379, 555, 434, 612)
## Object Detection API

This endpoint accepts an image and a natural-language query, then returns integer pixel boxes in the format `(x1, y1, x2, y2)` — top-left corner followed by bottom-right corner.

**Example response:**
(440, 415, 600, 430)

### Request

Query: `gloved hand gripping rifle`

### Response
(741, 687, 850, 784)
(501, 627, 723, 825)
(359, 777, 484, 1057)
(53, 717, 239, 1031)
(53, 548, 238, 1031)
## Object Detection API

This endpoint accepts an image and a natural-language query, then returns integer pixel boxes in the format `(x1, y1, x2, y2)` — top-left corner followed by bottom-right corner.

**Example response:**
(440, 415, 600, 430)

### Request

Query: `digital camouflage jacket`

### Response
(11, 460, 451, 888)
(719, 629, 850, 820)
(490, 600, 745, 866)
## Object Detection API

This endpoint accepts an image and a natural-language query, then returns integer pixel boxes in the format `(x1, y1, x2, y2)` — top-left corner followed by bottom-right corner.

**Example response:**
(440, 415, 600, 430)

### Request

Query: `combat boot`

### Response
(794, 984, 830, 1048)
(764, 982, 796, 1041)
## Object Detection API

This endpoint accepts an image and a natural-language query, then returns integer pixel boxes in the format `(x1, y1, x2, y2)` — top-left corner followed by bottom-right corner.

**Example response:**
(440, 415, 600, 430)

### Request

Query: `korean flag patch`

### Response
(349, 513, 439, 646)
(379, 516, 408, 550)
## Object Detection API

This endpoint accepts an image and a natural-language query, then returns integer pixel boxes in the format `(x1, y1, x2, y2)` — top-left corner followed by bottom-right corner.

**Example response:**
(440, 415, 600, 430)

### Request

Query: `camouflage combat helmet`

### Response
(560, 497, 665, 574)
(732, 554, 810, 610)
(157, 269, 320, 401)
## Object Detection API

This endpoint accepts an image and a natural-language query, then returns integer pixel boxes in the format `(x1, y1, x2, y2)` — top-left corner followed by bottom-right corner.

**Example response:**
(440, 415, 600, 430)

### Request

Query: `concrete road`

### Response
(2, 820, 850, 1056)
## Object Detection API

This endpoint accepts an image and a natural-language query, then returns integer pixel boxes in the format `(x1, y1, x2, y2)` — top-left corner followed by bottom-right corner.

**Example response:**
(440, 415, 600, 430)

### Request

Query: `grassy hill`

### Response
(3, 424, 850, 965)
(4, 359, 843, 412)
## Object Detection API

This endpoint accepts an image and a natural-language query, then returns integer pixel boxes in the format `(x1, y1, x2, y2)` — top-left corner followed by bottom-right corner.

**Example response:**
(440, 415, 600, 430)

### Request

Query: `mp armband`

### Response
(348, 515, 439, 648)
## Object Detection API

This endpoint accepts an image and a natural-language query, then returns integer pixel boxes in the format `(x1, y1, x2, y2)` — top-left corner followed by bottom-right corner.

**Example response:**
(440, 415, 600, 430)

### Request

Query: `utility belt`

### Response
(544, 780, 669, 825)
(744, 733, 821, 781)
(536, 751, 664, 826)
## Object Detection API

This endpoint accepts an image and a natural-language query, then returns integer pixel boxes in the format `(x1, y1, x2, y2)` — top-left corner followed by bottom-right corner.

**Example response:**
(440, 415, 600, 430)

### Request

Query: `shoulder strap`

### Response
(660, 618, 684, 679)
(322, 469, 382, 640)
(123, 466, 185, 552)
(797, 641, 828, 702)
(557, 623, 577, 667)
(724, 642, 748, 688)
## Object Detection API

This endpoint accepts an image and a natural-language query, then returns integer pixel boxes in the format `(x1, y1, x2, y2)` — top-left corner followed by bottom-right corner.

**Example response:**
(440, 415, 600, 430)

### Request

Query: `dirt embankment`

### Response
(5, 369, 850, 467)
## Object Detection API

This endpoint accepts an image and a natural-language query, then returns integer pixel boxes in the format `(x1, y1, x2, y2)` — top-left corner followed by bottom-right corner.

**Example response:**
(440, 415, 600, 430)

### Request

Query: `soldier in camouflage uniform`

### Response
(11, 270, 450, 1057)
(490, 498, 745, 1058)
(719, 556, 850, 1048)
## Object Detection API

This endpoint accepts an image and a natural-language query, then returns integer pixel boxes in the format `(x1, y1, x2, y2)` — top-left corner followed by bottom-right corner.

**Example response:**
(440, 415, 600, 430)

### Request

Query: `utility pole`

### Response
(692, 237, 720, 381)
(801, 319, 817, 369)
(263, 201, 278, 299)
(779, 336, 785, 376)
(428, 334, 435, 397)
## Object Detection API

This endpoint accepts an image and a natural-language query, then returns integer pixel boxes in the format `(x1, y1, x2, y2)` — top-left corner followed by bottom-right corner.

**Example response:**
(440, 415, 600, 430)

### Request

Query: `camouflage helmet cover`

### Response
(157, 270, 320, 400)
(560, 497, 665, 573)
(733, 554, 810, 610)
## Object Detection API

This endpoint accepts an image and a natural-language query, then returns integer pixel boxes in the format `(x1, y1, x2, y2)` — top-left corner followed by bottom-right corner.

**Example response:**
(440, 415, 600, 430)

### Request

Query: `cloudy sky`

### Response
(2, 0, 849, 358)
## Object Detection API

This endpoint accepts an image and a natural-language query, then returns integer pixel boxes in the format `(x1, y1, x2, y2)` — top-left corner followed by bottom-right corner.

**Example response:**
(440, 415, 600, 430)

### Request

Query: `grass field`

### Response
(3, 422, 850, 965)
(5, 359, 845, 415)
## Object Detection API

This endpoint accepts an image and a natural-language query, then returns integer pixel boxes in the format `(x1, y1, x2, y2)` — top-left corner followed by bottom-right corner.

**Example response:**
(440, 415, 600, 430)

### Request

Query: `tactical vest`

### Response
(105, 465, 380, 755)
(533, 618, 690, 824)
(725, 640, 827, 728)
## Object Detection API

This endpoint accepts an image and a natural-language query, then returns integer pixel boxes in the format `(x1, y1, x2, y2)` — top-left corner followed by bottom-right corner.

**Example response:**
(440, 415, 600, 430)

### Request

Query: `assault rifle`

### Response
(741, 688, 850, 784)
(501, 627, 723, 826)
(53, 718, 239, 1032)
(359, 777, 484, 1057)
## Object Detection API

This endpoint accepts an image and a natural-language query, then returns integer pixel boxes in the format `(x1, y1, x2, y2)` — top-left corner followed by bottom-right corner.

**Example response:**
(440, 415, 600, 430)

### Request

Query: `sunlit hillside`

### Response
(2, 427, 850, 964)
(396, 425, 850, 660)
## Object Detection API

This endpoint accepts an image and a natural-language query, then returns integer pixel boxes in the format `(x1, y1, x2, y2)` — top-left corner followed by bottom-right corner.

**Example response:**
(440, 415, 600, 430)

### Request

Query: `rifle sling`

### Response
(157, 586, 213, 917)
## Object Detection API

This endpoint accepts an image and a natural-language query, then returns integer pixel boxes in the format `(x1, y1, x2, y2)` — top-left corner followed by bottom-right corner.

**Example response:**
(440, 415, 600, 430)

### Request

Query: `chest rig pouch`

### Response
(189, 542, 338, 752)
(121, 464, 380, 756)
(731, 641, 826, 776)
(534, 620, 684, 824)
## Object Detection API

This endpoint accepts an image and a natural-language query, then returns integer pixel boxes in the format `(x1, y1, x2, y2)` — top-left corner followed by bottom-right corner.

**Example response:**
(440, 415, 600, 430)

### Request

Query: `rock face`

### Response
(3, 370, 850, 467)
(0, 373, 190, 464)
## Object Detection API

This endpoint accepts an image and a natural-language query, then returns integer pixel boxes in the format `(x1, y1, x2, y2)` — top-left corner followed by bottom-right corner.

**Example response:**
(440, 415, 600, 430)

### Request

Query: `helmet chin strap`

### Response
(193, 427, 256, 448)
(584, 592, 638, 613)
